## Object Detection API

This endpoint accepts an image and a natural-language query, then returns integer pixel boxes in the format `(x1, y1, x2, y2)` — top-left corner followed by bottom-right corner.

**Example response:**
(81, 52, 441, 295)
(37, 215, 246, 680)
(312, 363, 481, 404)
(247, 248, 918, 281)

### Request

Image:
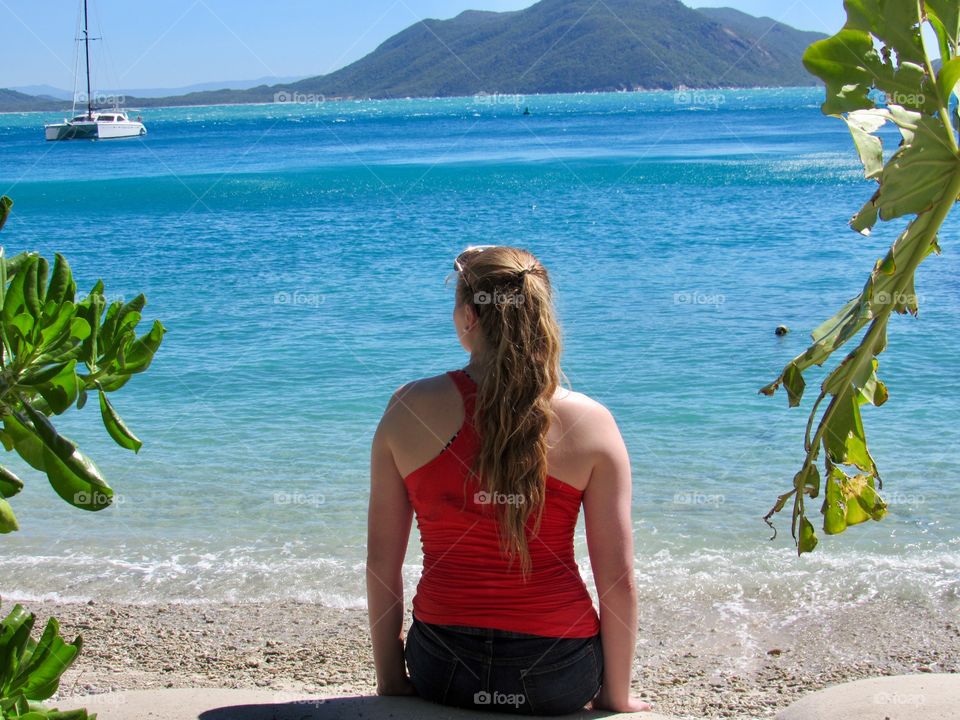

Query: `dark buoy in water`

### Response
(775, 325, 789, 337)
(523, 106, 531, 115)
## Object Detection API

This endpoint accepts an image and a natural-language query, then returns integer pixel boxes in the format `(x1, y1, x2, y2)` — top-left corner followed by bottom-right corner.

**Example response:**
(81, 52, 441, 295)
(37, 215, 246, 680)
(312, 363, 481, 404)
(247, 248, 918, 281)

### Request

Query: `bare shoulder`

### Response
(380, 372, 456, 431)
(550, 386, 620, 445)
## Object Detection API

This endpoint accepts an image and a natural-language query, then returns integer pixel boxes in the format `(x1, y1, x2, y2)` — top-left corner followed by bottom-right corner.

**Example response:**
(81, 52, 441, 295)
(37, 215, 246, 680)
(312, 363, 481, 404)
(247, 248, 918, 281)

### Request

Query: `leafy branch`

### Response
(760, 1, 960, 553)
(0, 196, 165, 529)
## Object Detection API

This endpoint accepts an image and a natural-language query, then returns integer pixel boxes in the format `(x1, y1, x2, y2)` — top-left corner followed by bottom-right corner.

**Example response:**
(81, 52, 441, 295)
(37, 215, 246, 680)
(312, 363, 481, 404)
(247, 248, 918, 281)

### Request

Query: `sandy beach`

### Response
(25, 596, 955, 719)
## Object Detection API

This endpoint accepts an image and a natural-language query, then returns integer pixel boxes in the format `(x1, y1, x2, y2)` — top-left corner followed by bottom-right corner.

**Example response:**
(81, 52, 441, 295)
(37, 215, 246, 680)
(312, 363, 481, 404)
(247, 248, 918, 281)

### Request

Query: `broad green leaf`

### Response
(121, 320, 166, 373)
(98, 389, 142, 453)
(2, 415, 47, 472)
(0, 497, 18, 533)
(782, 362, 806, 407)
(803, 29, 876, 114)
(823, 391, 872, 471)
(926, 0, 960, 49)
(842, 110, 886, 180)
(41, 446, 112, 511)
(39, 301, 77, 347)
(36, 359, 80, 415)
(95, 373, 131, 392)
(847, 0, 925, 64)
(15, 618, 82, 701)
(878, 116, 960, 220)
(0, 465, 24, 498)
(936, 57, 960, 103)
(851, 196, 880, 234)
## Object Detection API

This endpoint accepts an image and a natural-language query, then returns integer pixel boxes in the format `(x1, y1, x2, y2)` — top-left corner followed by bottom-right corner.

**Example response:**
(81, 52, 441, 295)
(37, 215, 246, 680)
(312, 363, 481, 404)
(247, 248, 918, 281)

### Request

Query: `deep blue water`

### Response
(0, 89, 957, 614)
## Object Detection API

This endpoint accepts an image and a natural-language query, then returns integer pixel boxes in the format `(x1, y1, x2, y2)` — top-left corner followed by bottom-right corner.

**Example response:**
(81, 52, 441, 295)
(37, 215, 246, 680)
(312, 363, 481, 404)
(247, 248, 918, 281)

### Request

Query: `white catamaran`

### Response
(44, 0, 146, 141)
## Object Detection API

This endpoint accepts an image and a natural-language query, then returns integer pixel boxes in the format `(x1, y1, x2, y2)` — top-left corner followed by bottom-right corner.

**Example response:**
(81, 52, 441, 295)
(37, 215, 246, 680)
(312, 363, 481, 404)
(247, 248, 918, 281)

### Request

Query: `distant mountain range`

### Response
(2, 2, 824, 113)
(10, 76, 306, 101)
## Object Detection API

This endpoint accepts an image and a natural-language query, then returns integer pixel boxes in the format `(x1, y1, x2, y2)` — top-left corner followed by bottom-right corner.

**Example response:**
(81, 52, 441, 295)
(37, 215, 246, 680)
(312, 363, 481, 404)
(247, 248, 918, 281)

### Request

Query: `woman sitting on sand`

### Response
(367, 245, 650, 715)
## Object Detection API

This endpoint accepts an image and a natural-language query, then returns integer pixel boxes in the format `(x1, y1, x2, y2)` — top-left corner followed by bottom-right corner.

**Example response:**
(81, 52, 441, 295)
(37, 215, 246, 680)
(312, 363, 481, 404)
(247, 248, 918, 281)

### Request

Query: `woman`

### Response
(367, 245, 650, 715)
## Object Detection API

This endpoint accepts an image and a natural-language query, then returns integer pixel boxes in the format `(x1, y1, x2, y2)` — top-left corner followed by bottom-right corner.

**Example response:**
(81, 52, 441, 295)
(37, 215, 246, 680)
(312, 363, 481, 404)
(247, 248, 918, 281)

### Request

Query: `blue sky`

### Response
(2, 0, 847, 90)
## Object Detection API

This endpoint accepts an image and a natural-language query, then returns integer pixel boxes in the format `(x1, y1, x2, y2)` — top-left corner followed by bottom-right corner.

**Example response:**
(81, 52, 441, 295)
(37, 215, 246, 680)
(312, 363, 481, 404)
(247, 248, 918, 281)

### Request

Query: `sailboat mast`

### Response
(83, 0, 92, 117)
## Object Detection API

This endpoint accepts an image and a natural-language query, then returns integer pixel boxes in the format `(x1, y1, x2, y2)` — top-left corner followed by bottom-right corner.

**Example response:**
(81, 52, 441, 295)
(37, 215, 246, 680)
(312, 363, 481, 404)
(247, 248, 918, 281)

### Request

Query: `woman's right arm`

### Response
(582, 403, 651, 713)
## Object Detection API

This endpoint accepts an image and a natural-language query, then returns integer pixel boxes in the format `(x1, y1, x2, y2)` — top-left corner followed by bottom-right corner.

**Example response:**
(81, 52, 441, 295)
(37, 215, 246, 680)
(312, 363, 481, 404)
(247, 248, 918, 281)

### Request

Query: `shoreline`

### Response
(18, 596, 955, 720)
(0, 85, 820, 116)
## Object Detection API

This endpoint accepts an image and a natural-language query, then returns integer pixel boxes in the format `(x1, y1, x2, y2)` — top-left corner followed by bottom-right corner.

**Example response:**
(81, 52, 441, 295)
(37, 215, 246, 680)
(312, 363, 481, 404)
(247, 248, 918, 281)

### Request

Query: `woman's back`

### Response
(390, 369, 607, 493)
(367, 245, 648, 713)
(395, 368, 602, 638)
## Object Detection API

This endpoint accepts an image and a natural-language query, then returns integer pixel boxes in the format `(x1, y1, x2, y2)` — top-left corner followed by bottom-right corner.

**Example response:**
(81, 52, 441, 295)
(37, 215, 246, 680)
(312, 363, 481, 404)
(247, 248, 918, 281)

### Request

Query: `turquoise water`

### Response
(0, 89, 957, 616)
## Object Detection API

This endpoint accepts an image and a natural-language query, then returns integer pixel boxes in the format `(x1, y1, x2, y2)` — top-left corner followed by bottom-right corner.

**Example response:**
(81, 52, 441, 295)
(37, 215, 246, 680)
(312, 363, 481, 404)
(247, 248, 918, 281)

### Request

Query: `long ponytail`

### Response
(454, 246, 564, 577)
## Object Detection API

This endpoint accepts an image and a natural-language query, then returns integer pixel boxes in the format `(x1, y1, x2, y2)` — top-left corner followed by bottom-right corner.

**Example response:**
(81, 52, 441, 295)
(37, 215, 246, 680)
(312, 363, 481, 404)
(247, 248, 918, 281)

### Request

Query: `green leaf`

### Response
(878, 116, 960, 221)
(846, 0, 925, 65)
(35, 359, 80, 415)
(23, 257, 43, 319)
(3, 414, 47, 472)
(3, 255, 33, 325)
(0, 465, 24, 498)
(803, 28, 877, 114)
(98, 390, 142, 453)
(0, 603, 34, 690)
(15, 618, 82, 701)
(44, 253, 73, 307)
(822, 468, 847, 535)
(823, 391, 873, 472)
(0, 195, 12, 232)
(798, 516, 818, 553)
(121, 320, 165, 373)
(39, 301, 77, 348)
(41, 446, 112, 511)
(926, 0, 960, 49)
(936, 57, 960, 103)
(782, 362, 806, 407)
(842, 110, 887, 180)
(0, 497, 18, 533)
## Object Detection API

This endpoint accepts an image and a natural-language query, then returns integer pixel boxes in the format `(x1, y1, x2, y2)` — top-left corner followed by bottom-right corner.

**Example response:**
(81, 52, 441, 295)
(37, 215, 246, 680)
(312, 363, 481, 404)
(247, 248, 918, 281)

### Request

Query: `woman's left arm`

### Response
(367, 389, 416, 696)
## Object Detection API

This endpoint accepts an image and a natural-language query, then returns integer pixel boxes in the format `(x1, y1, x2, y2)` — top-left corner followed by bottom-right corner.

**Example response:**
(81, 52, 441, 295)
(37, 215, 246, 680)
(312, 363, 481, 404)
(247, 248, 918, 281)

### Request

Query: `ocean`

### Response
(0, 89, 957, 624)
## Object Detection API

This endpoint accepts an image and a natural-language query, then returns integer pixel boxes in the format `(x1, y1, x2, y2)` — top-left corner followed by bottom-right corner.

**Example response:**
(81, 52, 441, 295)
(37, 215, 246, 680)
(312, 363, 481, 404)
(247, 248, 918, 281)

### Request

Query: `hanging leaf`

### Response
(98, 389, 142, 453)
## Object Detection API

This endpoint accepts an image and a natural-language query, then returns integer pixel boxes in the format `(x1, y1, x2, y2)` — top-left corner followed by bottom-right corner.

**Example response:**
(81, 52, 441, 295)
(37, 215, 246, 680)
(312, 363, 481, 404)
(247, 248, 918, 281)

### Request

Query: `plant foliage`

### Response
(761, 1, 960, 553)
(0, 196, 165, 534)
(0, 601, 93, 719)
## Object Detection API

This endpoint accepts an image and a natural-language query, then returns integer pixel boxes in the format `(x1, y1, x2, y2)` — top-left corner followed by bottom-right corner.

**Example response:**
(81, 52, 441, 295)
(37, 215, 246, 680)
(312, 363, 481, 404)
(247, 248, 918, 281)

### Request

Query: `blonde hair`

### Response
(453, 246, 565, 577)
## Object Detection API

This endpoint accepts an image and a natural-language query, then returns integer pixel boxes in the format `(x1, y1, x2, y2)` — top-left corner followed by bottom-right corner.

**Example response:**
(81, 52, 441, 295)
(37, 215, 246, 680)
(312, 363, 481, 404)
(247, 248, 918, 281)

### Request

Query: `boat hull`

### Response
(44, 120, 146, 141)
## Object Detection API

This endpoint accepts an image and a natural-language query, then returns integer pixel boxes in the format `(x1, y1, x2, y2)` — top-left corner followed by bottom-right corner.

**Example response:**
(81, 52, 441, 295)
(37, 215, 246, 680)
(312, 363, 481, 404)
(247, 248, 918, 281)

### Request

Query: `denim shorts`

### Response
(404, 613, 603, 716)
